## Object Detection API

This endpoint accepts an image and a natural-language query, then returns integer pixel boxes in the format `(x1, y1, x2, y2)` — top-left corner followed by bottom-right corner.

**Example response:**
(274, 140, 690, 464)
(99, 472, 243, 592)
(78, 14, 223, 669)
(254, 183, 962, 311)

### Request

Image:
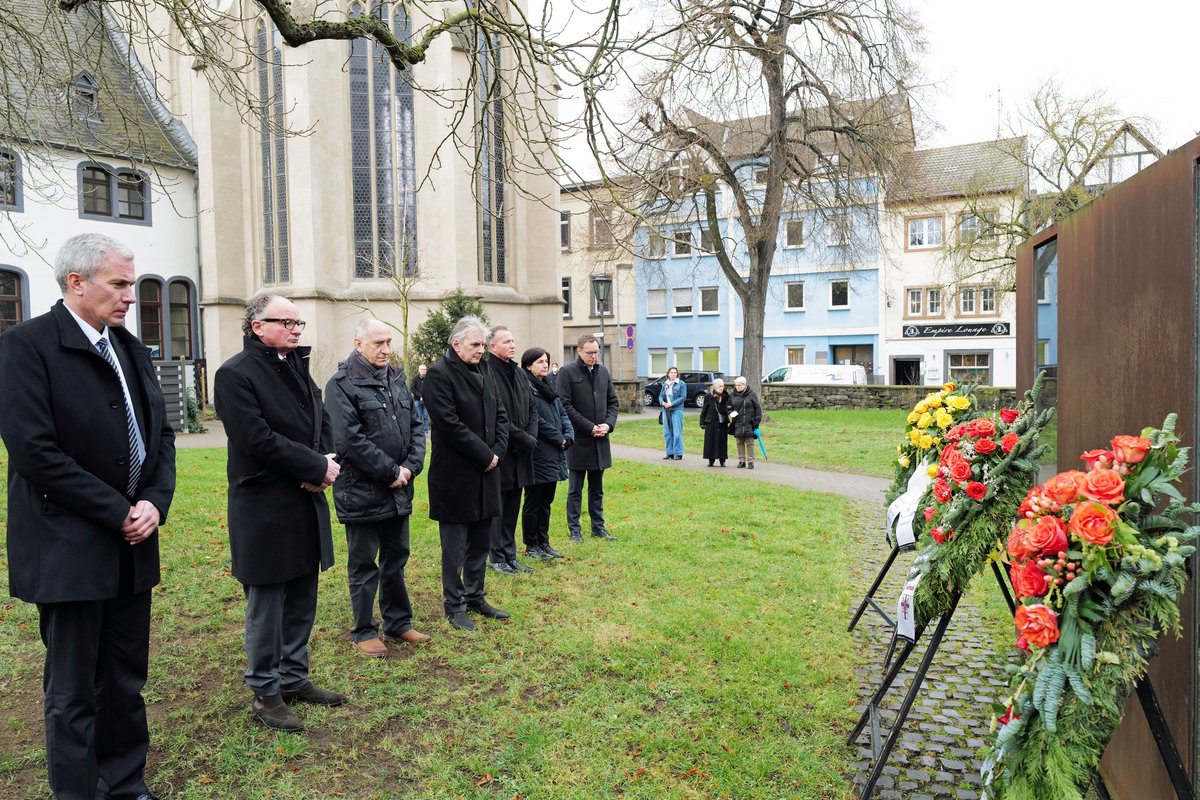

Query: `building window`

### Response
(138, 280, 163, 358)
(672, 287, 693, 315)
(906, 215, 943, 250)
(1036, 339, 1050, 367)
(560, 211, 571, 250)
(828, 213, 850, 246)
(700, 347, 720, 371)
(752, 166, 768, 186)
(673, 230, 692, 256)
(0, 269, 22, 334)
(948, 352, 991, 386)
(674, 347, 693, 370)
(830, 279, 849, 309)
(959, 286, 976, 315)
(785, 219, 804, 248)
(590, 208, 613, 248)
(928, 288, 942, 316)
(699, 286, 718, 314)
(168, 280, 194, 359)
(349, 3, 418, 279)
(256, 19, 290, 283)
(786, 346, 805, 365)
(958, 285, 998, 317)
(958, 210, 996, 244)
(785, 281, 805, 311)
(80, 164, 149, 224)
(647, 229, 664, 258)
(699, 227, 714, 253)
(832, 344, 873, 373)
(0, 150, 22, 211)
(649, 348, 668, 375)
(473, 13, 506, 284)
(647, 288, 667, 317)
(69, 72, 100, 120)
(561, 277, 571, 317)
(591, 275, 612, 316)
(980, 286, 996, 314)
(904, 286, 943, 319)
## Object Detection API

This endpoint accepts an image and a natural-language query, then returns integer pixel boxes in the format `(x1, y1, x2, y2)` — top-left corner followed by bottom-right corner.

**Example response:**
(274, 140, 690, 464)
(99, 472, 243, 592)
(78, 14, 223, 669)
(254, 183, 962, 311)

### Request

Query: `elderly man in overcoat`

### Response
(0, 233, 176, 800)
(483, 325, 539, 575)
(215, 294, 345, 732)
(424, 316, 511, 630)
(557, 333, 619, 542)
(325, 319, 428, 657)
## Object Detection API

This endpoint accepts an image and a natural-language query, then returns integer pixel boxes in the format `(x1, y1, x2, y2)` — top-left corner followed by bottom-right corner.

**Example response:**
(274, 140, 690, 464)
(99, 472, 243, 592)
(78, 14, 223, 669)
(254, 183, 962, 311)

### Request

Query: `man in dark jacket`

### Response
(215, 294, 345, 732)
(483, 325, 539, 575)
(424, 316, 511, 630)
(325, 319, 428, 657)
(557, 334, 619, 542)
(409, 363, 428, 434)
(0, 234, 176, 800)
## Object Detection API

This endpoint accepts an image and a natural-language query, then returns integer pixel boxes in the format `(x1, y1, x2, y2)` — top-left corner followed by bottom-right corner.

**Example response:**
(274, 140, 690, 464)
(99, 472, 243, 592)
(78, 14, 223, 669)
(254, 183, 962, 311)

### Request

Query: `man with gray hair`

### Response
(0, 233, 176, 800)
(423, 316, 511, 630)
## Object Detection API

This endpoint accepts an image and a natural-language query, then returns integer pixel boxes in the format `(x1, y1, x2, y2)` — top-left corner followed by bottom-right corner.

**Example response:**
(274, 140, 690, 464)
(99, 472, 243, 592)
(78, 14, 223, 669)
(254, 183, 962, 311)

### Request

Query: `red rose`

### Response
(949, 460, 972, 484)
(1081, 449, 1114, 470)
(1069, 501, 1118, 545)
(968, 418, 997, 438)
(1011, 560, 1049, 599)
(945, 424, 966, 443)
(999, 408, 1020, 424)
(1014, 603, 1060, 648)
(1007, 523, 1034, 561)
(998, 706, 1020, 725)
(924, 506, 936, 522)
(1110, 435, 1152, 465)
(1079, 468, 1126, 506)
(1025, 514, 1068, 556)
(1000, 432, 1020, 454)
(965, 481, 987, 501)
(940, 444, 961, 466)
(930, 526, 947, 544)
(974, 438, 997, 455)
(933, 479, 952, 504)
(1041, 471, 1085, 505)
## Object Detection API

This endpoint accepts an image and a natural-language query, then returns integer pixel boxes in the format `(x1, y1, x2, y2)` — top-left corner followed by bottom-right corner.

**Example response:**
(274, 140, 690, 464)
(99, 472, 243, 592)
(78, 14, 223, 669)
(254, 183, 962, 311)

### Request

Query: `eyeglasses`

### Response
(259, 318, 306, 331)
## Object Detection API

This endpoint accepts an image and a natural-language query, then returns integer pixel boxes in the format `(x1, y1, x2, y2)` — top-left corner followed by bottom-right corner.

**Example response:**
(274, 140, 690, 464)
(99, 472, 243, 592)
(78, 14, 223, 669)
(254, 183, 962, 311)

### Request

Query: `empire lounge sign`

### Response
(902, 322, 1011, 339)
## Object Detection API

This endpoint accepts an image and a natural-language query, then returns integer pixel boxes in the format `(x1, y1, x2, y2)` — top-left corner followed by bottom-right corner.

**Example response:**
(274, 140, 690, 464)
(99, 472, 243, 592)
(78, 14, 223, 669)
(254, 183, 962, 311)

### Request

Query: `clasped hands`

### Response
(121, 500, 161, 545)
(300, 454, 341, 493)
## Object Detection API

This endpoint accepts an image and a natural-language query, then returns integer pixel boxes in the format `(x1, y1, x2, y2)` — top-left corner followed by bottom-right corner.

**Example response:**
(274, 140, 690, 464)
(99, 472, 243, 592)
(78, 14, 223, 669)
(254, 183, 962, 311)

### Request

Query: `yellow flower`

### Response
(914, 401, 929, 414)
(946, 395, 971, 411)
(907, 410, 920, 424)
(918, 434, 934, 450)
(924, 394, 943, 409)
(908, 429, 921, 444)
(926, 464, 939, 479)
(917, 412, 933, 429)
(943, 382, 956, 393)
(935, 411, 954, 429)
(898, 455, 911, 468)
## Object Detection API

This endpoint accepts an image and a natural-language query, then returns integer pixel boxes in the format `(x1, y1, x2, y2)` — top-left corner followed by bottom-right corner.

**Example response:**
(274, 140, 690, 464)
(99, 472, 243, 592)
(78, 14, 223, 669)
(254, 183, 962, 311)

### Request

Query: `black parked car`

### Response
(642, 371, 724, 409)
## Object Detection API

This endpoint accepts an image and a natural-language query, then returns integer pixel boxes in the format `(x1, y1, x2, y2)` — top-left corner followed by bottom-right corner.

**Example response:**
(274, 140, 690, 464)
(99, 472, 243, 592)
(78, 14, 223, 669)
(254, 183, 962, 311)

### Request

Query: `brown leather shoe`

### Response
(400, 629, 431, 643)
(352, 637, 387, 657)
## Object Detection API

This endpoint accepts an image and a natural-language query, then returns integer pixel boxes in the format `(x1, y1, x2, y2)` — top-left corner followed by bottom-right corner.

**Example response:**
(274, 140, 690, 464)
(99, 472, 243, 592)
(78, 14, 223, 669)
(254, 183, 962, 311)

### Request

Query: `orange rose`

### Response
(974, 438, 997, 455)
(940, 444, 961, 466)
(1079, 468, 1126, 506)
(1081, 449, 1113, 470)
(1007, 522, 1035, 561)
(1015, 604, 1059, 648)
(1041, 471, 1085, 505)
(1001, 432, 1020, 454)
(1069, 501, 1118, 545)
(949, 459, 972, 484)
(1011, 560, 1049, 599)
(933, 479, 952, 503)
(1110, 435, 1152, 465)
(1025, 514, 1068, 556)
(967, 418, 997, 438)
(945, 425, 966, 443)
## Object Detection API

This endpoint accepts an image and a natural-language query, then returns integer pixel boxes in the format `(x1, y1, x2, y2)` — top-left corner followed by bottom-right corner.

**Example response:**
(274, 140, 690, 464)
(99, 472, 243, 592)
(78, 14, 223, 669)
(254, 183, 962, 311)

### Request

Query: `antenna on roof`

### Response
(996, 85, 1003, 138)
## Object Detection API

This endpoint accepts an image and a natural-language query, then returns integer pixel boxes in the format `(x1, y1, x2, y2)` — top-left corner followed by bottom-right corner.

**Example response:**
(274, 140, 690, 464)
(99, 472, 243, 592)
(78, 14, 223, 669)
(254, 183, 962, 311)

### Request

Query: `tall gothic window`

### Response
(475, 18, 506, 284)
(349, 2, 418, 278)
(256, 19, 289, 283)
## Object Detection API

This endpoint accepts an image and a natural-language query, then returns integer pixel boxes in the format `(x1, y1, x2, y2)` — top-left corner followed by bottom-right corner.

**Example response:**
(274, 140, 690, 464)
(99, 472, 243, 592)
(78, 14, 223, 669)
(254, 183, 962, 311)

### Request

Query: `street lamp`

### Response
(592, 274, 613, 366)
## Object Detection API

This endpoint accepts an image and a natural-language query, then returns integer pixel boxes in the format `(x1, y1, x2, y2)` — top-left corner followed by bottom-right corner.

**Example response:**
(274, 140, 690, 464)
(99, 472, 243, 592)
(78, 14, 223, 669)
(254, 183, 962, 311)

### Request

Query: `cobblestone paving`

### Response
(847, 506, 1014, 800)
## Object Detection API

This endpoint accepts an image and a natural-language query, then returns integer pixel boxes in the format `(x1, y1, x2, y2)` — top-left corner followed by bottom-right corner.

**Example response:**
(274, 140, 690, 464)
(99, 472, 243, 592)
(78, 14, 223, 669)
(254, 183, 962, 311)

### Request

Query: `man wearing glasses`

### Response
(215, 294, 346, 731)
(557, 334, 619, 542)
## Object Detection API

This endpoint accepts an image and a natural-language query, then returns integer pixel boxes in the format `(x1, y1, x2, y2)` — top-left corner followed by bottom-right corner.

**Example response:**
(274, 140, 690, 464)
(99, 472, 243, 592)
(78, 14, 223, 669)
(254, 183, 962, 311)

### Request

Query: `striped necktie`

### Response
(96, 337, 145, 495)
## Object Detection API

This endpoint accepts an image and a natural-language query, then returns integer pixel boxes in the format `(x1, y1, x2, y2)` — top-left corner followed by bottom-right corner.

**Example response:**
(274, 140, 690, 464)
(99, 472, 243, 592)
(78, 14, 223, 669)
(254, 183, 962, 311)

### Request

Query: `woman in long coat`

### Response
(698, 377, 730, 467)
(728, 376, 763, 469)
(519, 347, 572, 560)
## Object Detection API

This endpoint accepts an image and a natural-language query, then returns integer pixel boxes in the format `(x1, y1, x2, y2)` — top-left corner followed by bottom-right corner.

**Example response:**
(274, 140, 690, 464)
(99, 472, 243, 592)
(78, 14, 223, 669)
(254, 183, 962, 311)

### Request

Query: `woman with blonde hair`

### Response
(698, 378, 730, 467)
(728, 376, 762, 469)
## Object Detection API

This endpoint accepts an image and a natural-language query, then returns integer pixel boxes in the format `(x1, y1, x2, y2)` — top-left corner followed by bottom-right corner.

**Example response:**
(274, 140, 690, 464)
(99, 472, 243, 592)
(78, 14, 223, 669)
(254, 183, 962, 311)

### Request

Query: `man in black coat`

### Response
(409, 363, 428, 434)
(424, 316, 511, 630)
(557, 334, 619, 542)
(483, 325, 539, 575)
(325, 319, 428, 657)
(0, 233, 175, 800)
(214, 294, 345, 732)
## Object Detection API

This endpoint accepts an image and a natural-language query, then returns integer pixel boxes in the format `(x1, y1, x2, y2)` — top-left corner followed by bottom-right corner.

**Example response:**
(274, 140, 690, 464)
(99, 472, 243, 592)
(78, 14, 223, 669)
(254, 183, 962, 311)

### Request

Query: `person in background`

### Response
(325, 319, 428, 658)
(0, 233, 176, 800)
(728, 376, 763, 469)
(699, 377, 730, 467)
(659, 366, 686, 460)
(520, 347, 572, 560)
(557, 334, 618, 542)
(547, 362, 560, 388)
(409, 363, 429, 434)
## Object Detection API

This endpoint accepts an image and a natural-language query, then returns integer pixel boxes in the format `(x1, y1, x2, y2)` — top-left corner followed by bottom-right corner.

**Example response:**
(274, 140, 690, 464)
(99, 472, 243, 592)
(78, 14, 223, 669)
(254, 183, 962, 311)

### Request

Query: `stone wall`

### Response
(761, 384, 1019, 411)
(614, 380, 647, 414)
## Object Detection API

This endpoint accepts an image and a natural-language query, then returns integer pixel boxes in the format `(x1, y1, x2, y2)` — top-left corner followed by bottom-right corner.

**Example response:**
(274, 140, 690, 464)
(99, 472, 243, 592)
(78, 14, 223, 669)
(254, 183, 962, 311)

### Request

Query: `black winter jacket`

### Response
(528, 372, 572, 484)
(728, 387, 762, 438)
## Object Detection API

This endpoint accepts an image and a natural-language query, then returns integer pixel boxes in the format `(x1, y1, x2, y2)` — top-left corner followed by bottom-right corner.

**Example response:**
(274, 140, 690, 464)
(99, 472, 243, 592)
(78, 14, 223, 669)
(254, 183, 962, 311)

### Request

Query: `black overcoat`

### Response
(728, 387, 763, 438)
(556, 357, 618, 471)
(483, 354, 538, 490)
(214, 336, 334, 585)
(699, 390, 730, 462)
(528, 373, 572, 484)
(424, 347, 509, 523)
(0, 301, 176, 603)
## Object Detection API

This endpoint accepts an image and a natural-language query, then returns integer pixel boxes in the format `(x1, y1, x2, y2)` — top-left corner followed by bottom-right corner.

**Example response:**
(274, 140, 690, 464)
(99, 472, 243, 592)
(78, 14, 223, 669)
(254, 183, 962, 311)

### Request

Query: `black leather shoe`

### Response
(748, 462, 755, 469)
(524, 546, 550, 560)
(543, 544, 564, 559)
(469, 601, 511, 620)
(490, 560, 517, 575)
(569, 532, 583, 543)
(662, 455, 672, 460)
(592, 530, 617, 541)
(282, 682, 347, 706)
(509, 559, 535, 573)
(253, 694, 304, 731)
(447, 611, 477, 630)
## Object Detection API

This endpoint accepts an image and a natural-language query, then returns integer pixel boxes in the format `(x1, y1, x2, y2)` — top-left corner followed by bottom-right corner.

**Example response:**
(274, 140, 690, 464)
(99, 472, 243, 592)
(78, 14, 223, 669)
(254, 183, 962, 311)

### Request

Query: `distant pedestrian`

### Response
(547, 362, 560, 388)
(520, 347, 572, 560)
(728, 376, 762, 469)
(699, 377, 730, 467)
(410, 364, 429, 434)
(557, 334, 618, 542)
(659, 366, 685, 460)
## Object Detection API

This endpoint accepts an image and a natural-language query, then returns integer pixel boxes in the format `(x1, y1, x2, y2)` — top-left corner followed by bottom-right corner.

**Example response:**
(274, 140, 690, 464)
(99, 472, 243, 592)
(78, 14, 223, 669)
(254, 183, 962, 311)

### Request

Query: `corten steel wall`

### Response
(1016, 135, 1200, 799)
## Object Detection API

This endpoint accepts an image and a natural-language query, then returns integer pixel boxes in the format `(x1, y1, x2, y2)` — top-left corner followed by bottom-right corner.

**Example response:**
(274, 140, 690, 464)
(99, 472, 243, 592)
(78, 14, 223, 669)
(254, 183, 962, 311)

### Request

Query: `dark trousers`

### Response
(489, 487, 522, 564)
(346, 516, 413, 642)
(439, 520, 492, 616)
(243, 571, 318, 697)
(566, 468, 606, 535)
(38, 591, 152, 800)
(521, 481, 558, 548)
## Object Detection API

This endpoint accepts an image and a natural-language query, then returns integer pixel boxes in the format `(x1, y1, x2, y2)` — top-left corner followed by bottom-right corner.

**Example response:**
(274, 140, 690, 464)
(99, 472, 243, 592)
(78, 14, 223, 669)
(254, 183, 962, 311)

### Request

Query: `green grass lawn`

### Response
(618, 408, 909, 478)
(0, 447, 868, 799)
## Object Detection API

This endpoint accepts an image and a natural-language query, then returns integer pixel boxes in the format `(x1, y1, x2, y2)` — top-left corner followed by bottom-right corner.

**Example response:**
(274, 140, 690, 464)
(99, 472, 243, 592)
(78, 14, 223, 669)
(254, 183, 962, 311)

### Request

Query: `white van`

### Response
(762, 364, 868, 386)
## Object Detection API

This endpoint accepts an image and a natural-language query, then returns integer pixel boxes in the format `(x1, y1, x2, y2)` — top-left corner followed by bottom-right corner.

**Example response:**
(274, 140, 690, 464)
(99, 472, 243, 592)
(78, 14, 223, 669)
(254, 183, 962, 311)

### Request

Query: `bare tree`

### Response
(581, 0, 922, 391)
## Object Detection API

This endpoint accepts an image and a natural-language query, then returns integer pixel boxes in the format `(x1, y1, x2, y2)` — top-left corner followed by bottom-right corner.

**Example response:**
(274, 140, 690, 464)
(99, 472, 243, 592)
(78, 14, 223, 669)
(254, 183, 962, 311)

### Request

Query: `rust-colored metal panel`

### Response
(1018, 135, 1200, 798)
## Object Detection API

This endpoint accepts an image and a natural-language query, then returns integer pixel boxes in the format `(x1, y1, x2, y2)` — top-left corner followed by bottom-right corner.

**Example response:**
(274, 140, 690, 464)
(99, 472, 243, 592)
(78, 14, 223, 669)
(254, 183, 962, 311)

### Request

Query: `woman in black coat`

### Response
(519, 347, 572, 560)
(698, 377, 730, 467)
(728, 376, 763, 469)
